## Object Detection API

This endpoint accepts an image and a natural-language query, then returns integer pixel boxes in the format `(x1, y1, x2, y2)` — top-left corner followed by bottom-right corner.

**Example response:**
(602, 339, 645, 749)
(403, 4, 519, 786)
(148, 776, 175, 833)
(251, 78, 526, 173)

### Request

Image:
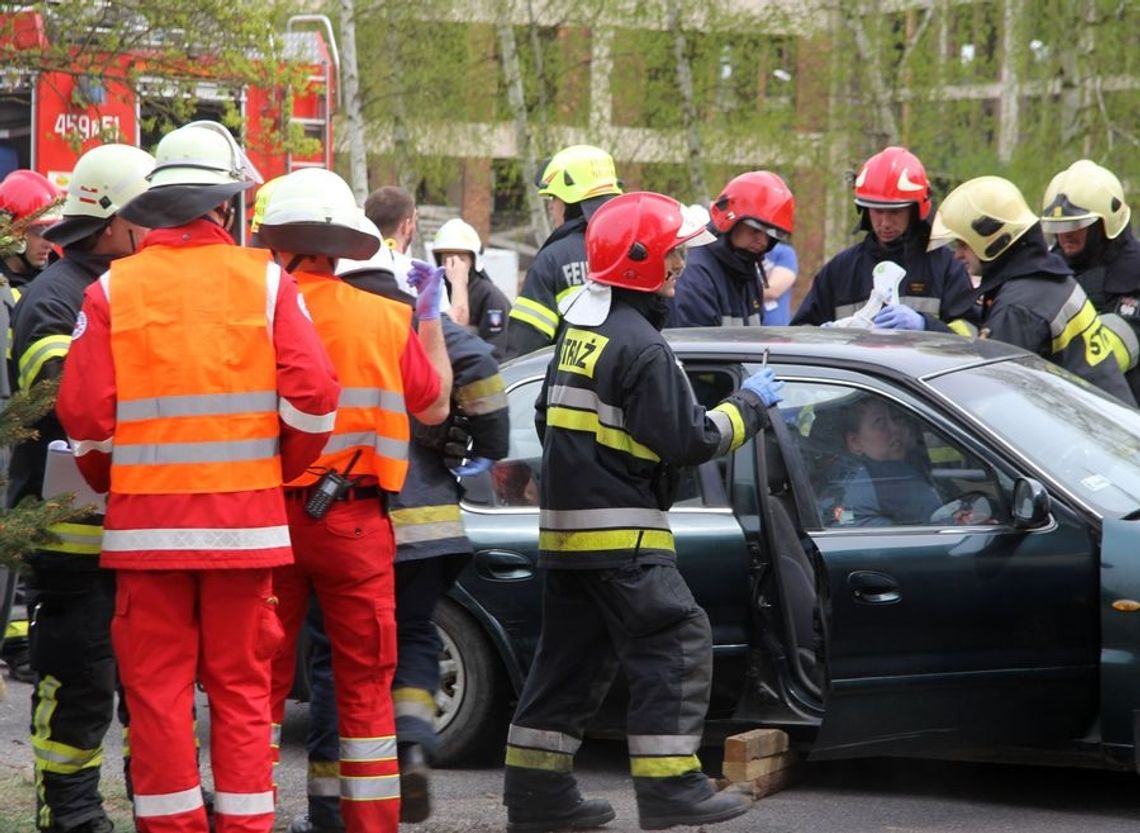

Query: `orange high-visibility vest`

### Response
(288, 270, 411, 492)
(107, 244, 284, 494)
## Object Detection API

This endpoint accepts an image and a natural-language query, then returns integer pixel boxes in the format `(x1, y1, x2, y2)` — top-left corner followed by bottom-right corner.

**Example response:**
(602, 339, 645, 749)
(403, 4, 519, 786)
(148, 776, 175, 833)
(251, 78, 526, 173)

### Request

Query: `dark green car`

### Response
(432, 327, 1140, 773)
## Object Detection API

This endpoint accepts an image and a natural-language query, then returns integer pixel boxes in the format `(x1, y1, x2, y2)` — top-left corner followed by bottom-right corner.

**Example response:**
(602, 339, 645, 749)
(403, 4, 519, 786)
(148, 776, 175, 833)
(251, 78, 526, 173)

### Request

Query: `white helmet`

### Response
(44, 144, 155, 247)
(335, 219, 397, 278)
(120, 120, 262, 228)
(258, 168, 380, 261)
(432, 217, 484, 272)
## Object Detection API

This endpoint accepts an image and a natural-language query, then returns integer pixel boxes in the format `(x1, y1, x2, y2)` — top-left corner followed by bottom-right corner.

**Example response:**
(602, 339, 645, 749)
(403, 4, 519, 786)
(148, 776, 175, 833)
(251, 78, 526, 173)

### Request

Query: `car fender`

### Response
(445, 582, 528, 694)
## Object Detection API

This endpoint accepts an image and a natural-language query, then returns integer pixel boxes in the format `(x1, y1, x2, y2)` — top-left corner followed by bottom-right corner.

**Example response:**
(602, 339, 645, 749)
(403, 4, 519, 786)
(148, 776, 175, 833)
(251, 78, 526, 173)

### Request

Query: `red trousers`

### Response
(271, 496, 399, 833)
(113, 569, 282, 833)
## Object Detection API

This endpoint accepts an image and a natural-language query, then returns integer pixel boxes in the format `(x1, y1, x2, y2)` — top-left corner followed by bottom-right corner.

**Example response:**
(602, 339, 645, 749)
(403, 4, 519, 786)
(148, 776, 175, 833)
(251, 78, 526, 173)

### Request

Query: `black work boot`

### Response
(398, 743, 432, 823)
(637, 790, 750, 831)
(507, 798, 617, 833)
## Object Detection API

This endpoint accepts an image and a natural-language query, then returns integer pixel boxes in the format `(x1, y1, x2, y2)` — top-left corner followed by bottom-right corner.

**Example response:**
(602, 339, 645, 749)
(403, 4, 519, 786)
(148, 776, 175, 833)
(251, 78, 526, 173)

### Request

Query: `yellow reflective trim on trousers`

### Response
(505, 745, 574, 773)
(41, 522, 103, 555)
(711, 402, 746, 452)
(1051, 298, 1098, 353)
(6, 618, 28, 639)
(32, 736, 104, 774)
(547, 406, 660, 462)
(310, 760, 339, 778)
(510, 296, 558, 338)
(18, 334, 71, 391)
(539, 528, 675, 553)
(393, 687, 437, 722)
(947, 319, 978, 338)
(629, 754, 701, 778)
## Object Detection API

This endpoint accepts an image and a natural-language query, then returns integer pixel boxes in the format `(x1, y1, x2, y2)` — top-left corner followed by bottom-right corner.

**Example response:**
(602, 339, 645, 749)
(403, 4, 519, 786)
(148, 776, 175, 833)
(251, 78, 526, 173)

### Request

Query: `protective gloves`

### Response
(741, 366, 785, 407)
(450, 456, 494, 477)
(407, 259, 445, 321)
(873, 303, 926, 331)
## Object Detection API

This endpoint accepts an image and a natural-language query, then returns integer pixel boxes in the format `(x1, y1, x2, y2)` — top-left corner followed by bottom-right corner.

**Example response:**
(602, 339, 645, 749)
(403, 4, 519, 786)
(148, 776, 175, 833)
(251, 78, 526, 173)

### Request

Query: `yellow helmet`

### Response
(1040, 159, 1131, 240)
(927, 176, 1038, 262)
(536, 144, 622, 204)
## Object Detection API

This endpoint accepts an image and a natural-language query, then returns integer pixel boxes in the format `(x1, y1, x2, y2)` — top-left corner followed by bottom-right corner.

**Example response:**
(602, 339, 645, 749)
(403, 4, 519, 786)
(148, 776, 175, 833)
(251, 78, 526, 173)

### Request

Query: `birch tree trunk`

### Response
(667, 0, 708, 201)
(338, 0, 368, 202)
(497, 19, 551, 246)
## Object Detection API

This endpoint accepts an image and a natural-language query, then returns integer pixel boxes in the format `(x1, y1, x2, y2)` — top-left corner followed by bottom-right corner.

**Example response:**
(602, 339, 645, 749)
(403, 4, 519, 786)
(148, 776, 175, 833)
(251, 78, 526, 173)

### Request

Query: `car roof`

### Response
(500, 327, 1027, 384)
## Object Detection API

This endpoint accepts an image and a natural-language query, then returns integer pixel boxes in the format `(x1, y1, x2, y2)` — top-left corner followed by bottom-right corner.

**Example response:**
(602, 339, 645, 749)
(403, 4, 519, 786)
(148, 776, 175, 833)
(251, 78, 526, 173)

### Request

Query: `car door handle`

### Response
(848, 570, 901, 604)
(474, 549, 535, 581)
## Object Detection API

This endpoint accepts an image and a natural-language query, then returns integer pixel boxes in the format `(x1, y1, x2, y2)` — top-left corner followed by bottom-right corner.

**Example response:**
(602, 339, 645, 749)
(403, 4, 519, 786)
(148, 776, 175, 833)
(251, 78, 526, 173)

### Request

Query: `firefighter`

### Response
(5, 142, 154, 833)
(792, 146, 977, 333)
(257, 168, 452, 833)
(929, 175, 1135, 405)
(432, 217, 512, 360)
(0, 169, 63, 289)
(1040, 159, 1140, 401)
(287, 241, 510, 832)
(55, 120, 341, 833)
(505, 144, 622, 358)
(667, 171, 795, 328)
(502, 191, 784, 832)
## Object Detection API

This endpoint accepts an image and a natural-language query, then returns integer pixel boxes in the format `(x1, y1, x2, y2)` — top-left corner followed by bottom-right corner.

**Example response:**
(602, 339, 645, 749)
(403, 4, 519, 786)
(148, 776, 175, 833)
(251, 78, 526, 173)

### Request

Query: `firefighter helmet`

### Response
(927, 176, 1038, 262)
(44, 144, 155, 247)
(432, 218, 484, 272)
(120, 120, 262, 228)
(585, 191, 714, 292)
(1040, 159, 1131, 240)
(536, 145, 622, 204)
(0, 170, 63, 230)
(258, 168, 380, 261)
(709, 170, 795, 241)
(853, 146, 932, 221)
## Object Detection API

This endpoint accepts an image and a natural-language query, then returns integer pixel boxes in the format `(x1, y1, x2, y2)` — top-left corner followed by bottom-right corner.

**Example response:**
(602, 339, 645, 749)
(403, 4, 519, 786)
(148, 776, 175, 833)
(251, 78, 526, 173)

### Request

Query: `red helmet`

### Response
(0, 169, 63, 229)
(586, 191, 713, 292)
(709, 171, 795, 239)
(853, 146, 931, 220)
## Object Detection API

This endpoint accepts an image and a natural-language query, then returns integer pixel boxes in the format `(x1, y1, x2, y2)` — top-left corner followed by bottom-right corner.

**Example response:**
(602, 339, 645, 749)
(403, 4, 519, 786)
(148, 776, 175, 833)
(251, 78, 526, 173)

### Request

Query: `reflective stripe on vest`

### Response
(288, 272, 412, 491)
(101, 525, 290, 552)
(107, 246, 283, 494)
(546, 383, 660, 462)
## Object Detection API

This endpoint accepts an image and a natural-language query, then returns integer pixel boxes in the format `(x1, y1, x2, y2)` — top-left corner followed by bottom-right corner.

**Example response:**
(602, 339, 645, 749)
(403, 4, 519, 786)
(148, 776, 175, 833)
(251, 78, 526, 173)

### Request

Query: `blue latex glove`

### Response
(450, 456, 493, 477)
(873, 303, 925, 331)
(741, 367, 785, 407)
(407, 259, 445, 321)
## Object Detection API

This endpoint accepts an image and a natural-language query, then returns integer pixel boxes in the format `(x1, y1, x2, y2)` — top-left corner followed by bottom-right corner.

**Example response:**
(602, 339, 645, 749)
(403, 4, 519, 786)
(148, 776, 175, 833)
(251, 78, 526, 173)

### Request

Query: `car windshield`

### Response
(927, 357, 1140, 518)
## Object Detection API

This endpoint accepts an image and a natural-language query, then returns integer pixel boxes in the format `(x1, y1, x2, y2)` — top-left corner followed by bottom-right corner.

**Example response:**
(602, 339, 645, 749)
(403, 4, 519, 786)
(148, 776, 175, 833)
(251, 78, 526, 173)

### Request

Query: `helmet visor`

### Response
(741, 216, 790, 242)
(1039, 215, 1098, 234)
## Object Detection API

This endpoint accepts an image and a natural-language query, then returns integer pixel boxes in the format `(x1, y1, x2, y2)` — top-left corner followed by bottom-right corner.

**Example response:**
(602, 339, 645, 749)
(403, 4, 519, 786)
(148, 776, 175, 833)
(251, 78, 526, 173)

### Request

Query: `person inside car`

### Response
(824, 397, 942, 527)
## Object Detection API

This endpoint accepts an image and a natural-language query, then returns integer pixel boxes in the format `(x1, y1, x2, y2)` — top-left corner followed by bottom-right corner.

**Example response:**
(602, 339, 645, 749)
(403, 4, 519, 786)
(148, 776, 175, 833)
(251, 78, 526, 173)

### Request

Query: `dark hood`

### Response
(978, 223, 1070, 291)
(613, 286, 670, 331)
(707, 227, 764, 282)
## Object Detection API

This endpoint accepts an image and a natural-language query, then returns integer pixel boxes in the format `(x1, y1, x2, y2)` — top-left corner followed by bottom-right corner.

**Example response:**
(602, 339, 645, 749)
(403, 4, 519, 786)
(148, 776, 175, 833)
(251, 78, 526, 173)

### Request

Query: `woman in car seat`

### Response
(824, 397, 942, 526)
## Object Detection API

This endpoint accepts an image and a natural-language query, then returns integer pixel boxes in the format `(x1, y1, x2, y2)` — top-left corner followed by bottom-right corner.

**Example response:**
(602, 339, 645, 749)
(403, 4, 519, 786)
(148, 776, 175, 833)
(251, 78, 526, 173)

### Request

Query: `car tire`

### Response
(434, 598, 510, 766)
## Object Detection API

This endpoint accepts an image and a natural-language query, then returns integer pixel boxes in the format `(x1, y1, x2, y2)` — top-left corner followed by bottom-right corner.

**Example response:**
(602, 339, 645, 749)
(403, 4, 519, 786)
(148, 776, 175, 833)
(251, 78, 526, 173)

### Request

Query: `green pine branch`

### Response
(0, 380, 92, 571)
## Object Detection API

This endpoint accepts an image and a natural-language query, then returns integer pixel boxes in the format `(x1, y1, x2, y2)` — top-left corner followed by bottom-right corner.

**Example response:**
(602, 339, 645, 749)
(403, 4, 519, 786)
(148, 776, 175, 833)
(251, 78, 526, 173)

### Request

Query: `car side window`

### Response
(780, 382, 1009, 529)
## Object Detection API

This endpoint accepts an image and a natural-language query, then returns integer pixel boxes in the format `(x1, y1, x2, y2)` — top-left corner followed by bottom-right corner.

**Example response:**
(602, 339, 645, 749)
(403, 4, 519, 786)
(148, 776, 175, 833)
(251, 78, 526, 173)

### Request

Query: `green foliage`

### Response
(0, 381, 90, 571)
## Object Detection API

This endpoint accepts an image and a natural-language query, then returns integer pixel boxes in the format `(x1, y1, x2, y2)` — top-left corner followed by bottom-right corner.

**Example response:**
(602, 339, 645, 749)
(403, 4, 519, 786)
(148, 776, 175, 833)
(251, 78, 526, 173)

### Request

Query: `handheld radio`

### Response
(305, 450, 362, 520)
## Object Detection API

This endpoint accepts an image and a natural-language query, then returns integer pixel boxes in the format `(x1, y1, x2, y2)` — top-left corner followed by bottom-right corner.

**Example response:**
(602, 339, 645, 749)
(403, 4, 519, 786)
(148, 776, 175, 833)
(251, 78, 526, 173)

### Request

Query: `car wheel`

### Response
(434, 598, 510, 765)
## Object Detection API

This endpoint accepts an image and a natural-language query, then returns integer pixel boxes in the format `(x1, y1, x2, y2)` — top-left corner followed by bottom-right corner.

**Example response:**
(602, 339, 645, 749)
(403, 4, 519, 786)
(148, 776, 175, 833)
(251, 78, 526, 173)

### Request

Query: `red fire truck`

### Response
(0, 7, 339, 241)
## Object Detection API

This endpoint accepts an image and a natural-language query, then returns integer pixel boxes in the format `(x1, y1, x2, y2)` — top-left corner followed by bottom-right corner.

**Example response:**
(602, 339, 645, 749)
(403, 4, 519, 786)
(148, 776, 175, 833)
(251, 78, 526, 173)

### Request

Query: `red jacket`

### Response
(57, 221, 341, 570)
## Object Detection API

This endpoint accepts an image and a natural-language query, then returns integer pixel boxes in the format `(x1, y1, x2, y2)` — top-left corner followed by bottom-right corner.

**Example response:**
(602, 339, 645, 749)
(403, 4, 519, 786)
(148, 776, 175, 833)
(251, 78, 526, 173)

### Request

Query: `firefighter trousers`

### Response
(271, 497, 399, 833)
(503, 562, 717, 812)
(27, 562, 116, 832)
(114, 569, 282, 833)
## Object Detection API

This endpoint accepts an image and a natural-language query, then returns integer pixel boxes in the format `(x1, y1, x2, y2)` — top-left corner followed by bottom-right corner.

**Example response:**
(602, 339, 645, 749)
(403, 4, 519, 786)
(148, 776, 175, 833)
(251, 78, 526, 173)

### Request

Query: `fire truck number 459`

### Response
(53, 113, 122, 142)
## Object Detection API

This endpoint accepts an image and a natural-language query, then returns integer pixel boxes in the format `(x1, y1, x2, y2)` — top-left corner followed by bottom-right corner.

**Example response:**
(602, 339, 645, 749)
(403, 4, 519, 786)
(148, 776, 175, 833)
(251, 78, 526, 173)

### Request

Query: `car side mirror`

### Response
(1011, 477, 1050, 529)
